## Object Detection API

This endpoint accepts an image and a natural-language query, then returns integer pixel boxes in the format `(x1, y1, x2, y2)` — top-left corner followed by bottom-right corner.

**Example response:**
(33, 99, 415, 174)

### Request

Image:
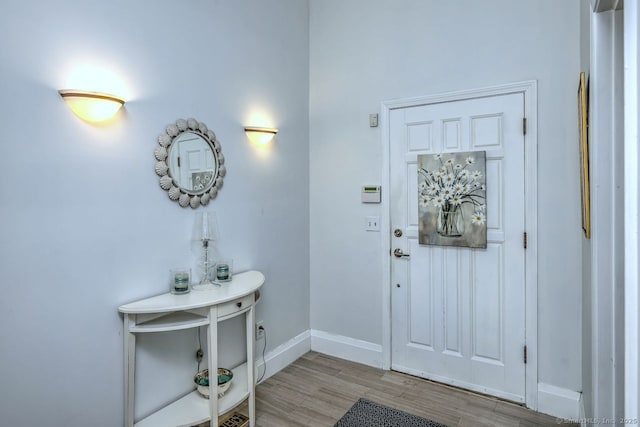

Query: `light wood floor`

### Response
(210, 351, 574, 427)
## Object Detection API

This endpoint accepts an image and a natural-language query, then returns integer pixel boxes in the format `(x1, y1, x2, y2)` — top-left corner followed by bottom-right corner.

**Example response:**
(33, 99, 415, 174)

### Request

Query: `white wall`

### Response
(624, 1, 640, 420)
(0, 1, 309, 425)
(309, 0, 583, 394)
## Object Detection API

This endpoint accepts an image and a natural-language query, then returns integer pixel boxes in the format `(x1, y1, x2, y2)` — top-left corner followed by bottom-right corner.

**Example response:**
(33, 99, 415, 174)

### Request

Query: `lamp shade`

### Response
(59, 90, 125, 123)
(192, 211, 218, 241)
(244, 126, 278, 145)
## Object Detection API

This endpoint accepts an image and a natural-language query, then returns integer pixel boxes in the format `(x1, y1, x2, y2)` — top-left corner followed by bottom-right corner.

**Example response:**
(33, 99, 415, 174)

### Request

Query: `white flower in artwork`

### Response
(419, 181, 427, 191)
(434, 153, 442, 159)
(454, 163, 462, 170)
(427, 183, 440, 195)
(445, 158, 454, 166)
(466, 156, 475, 165)
(432, 196, 446, 207)
(420, 196, 431, 207)
(459, 170, 470, 179)
(471, 211, 486, 225)
(472, 170, 483, 179)
(443, 174, 455, 185)
(441, 186, 454, 199)
(451, 194, 463, 205)
(453, 183, 465, 194)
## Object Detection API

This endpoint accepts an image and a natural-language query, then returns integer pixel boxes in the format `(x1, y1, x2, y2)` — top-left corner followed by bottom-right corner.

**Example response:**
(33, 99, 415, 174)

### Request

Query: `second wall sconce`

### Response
(59, 90, 125, 124)
(244, 126, 278, 145)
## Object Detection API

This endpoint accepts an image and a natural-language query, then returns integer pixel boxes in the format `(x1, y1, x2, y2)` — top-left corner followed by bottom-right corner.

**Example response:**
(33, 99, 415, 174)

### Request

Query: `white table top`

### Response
(118, 270, 265, 314)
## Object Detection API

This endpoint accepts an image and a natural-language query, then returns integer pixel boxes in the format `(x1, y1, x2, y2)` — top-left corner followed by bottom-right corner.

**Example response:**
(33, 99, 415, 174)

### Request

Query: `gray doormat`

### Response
(334, 398, 447, 427)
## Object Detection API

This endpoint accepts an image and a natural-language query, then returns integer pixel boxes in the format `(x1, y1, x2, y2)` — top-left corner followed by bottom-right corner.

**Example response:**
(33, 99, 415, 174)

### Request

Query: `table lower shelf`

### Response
(135, 362, 249, 427)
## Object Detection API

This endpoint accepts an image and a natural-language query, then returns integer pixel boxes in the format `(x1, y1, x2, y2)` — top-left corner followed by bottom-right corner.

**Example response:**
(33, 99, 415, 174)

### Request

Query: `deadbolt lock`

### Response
(394, 229, 403, 237)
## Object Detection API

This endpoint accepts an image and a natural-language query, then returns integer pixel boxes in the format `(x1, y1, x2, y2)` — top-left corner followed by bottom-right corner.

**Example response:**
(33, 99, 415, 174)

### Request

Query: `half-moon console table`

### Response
(118, 270, 265, 427)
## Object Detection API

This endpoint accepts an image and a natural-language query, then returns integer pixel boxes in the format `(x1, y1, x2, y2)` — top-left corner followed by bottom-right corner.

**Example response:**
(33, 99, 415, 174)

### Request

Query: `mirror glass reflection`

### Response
(167, 132, 217, 194)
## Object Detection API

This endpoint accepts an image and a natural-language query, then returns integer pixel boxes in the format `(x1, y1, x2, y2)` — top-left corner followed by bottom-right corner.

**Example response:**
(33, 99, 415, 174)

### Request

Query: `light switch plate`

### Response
(365, 216, 380, 231)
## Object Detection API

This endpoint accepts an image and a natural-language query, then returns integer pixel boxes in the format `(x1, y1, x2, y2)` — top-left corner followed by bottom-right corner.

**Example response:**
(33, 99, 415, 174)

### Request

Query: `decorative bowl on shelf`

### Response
(194, 368, 233, 398)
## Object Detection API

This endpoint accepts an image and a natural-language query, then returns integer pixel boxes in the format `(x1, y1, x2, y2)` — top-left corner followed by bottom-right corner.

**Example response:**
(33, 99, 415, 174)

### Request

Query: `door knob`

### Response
(393, 248, 410, 258)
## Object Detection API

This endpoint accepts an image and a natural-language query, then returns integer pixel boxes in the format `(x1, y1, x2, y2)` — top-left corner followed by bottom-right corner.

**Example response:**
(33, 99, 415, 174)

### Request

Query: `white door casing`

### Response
(381, 82, 538, 408)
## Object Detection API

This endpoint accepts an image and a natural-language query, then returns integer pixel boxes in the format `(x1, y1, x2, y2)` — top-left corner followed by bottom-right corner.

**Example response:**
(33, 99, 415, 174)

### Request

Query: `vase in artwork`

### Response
(437, 205, 464, 237)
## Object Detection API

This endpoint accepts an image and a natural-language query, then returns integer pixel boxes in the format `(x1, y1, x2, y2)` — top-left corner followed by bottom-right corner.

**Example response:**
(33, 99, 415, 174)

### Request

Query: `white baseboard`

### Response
(537, 382, 581, 420)
(256, 330, 310, 383)
(253, 329, 384, 383)
(310, 329, 384, 369)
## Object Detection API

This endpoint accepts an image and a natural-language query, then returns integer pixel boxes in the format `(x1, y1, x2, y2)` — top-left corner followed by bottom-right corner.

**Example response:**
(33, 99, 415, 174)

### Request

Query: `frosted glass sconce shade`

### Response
(59, 90, 125, 123)
(244, 126, 278, 145)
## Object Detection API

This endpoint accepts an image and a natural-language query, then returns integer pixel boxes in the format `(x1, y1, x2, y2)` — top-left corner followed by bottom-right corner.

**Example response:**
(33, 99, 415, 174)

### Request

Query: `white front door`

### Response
(390, 92, 526, 402)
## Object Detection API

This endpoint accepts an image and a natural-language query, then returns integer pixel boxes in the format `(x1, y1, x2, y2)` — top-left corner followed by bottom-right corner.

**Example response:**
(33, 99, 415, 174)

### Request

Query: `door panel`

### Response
(390, 93, 525, 402)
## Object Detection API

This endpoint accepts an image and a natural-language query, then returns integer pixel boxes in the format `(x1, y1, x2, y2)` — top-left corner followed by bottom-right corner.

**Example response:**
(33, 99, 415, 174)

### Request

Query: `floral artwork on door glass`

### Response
(418, 151, 487, 248)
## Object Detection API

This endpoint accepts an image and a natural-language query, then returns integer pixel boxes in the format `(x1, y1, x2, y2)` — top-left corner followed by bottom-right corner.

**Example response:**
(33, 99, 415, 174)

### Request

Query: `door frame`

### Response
(380, 81, 539, 409)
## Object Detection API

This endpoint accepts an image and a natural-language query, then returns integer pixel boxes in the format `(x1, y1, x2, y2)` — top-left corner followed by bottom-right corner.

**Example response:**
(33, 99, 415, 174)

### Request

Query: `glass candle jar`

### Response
(215, 260, 233, 282)
(170, 268, 191, 294)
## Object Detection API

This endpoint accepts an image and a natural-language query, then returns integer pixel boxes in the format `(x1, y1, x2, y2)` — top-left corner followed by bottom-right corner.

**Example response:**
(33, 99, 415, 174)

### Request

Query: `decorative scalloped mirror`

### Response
(154, 118, 226, 208)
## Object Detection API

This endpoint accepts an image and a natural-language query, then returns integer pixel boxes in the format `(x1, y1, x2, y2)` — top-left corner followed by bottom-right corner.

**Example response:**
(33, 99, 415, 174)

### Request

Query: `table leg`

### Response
(124, 314, 136, 427)
(208, 306, 219, 426)
(246, 306, 256, 427)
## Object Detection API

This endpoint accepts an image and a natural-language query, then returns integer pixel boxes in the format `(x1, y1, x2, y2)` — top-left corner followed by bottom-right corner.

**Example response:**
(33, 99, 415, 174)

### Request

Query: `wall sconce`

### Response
(244, 126, 278, 145)
(58, 90, 125, 123)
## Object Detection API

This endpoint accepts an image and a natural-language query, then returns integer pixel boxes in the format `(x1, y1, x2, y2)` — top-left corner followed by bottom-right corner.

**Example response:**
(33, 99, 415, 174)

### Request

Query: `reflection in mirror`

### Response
(168, 132, 217, 194)
(154, 118, 226, 208)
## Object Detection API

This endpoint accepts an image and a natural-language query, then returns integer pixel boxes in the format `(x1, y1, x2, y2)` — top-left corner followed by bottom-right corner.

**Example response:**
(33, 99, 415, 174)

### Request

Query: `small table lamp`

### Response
(192, 211, 219, 290)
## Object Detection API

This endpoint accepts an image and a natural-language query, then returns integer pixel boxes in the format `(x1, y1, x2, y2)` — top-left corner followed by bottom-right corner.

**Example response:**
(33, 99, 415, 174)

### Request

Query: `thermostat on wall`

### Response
(362, 186, 381, 203)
